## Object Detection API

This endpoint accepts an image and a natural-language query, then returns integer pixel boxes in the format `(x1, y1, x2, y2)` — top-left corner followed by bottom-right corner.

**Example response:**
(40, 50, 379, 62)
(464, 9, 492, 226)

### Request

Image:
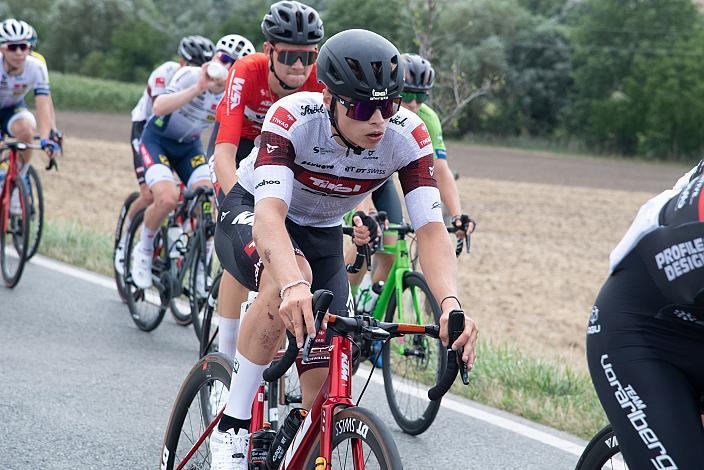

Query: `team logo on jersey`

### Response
(244, 239, 257, 257)
(155, 77, 166, 88)
(228, 77, 245, 110)
(266, 144, 279, 154)
(270, 106, 297, 130)
(429, 166, 434, 177)
(139, 144, 153, 166)
(412, 123, 432, 149)
(159, 155, 170, 166)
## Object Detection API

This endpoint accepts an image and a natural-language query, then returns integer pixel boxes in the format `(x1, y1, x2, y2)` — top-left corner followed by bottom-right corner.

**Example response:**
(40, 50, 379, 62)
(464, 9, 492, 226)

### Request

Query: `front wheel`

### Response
(1, 176, 30, 288)
(113, 191, 139, 303)
(25, 165, 44, 260)
(574, 425, 627, 470)
(160, 353, 232, 470)
(382, 271, 446, 435)
(304, 407, 403, 470)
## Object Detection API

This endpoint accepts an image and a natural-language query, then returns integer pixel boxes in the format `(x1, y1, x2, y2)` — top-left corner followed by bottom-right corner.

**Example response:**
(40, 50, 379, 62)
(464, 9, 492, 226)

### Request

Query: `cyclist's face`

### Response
(323, 88, 389, 149)
(401, 99, 421, 113)
(265, 41, 317, 89)
(2, 43, 29, 69)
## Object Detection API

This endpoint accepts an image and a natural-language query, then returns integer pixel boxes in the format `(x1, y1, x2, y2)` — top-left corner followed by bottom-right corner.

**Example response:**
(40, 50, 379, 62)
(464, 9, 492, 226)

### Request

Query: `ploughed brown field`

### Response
(40, 128, 688, 370)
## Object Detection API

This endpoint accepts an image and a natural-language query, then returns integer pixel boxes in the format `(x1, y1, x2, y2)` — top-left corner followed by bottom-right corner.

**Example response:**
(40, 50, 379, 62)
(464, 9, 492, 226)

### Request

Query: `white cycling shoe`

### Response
(9, 188, 21, 215)
(114, 238, 126, 276)
(209, 381, 229, 415)
(131, 247, 153, 289)
(209, 427, 249, 470)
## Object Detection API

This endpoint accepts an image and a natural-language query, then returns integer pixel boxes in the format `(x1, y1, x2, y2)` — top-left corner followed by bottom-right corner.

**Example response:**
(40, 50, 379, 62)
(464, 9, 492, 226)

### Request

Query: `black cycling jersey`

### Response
(587, 162, 704, 469)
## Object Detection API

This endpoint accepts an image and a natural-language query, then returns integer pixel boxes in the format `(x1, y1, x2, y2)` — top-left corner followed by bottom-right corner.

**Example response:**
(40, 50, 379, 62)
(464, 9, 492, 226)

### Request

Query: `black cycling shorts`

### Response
(214, 183, 352, 372)
(586, 251, 704, 469)
(371, 178, 403, 224)
(131, 120, 146, 184)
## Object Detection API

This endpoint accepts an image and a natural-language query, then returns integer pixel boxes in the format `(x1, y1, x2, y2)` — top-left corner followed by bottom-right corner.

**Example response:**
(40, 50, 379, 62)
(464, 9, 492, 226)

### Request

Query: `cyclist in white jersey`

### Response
(130, 61, 230, 289)
(209, 29, 478, 469)
(0, 19, 59, 169)
(115, 36, 216, 275)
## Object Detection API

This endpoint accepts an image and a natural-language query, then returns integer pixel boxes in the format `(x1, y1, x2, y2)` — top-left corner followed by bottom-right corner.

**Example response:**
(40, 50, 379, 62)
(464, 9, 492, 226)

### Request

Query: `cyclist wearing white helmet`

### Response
(0, 18, 60, 186)
(115, 35, 219, 275)
(215, 34, 255, 65)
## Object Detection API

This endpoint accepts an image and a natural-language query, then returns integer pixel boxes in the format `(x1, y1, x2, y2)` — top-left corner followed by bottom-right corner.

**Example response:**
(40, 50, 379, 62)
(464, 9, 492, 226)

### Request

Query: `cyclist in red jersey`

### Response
(207, 1, 324, 395)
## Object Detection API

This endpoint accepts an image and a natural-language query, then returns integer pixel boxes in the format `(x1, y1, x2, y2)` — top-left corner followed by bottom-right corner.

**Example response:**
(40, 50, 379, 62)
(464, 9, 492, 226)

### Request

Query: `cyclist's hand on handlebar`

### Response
(352, 211, 380, 247)
(439, 302, 478, 369)
(40, 139, 60, 158)
(279, 284, 315, 348)
(451, 214, 476, 240)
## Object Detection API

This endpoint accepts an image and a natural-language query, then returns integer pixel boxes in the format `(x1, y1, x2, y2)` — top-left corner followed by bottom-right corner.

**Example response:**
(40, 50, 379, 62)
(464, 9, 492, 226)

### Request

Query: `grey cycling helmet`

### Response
(261, 1, 324, 45)
(178, 35, 215, 66)
(216, 34, 256, 59)
(28, 24, 38, 49)
(0, 19, 33, 44)
(401, 53, 435, 91)
(317, 29, 404, 101)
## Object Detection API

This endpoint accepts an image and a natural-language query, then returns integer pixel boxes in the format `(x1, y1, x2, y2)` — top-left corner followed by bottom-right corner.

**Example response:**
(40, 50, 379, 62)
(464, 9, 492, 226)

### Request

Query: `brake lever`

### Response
(448, 310, 469, 385)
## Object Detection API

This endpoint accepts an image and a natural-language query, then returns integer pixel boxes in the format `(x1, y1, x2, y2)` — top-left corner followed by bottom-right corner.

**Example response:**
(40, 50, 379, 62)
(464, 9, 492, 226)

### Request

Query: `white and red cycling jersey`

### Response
(130, 61, 181, 122)
(215, 52, 323, 146)
(236, 91, 443, 229)
(0, 53, 50, 109)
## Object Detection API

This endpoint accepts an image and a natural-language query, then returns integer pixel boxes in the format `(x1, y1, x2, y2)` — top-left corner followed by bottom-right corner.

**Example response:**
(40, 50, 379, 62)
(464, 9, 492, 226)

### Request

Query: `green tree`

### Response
(568, 0, 700, 155)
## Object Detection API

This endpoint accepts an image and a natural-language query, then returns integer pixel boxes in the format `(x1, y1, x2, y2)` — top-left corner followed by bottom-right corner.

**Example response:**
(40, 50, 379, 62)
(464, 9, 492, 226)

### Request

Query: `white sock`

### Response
(218, 317, 240, 358)
(224, 351, 267, 420)
(138, 225, 158, 253)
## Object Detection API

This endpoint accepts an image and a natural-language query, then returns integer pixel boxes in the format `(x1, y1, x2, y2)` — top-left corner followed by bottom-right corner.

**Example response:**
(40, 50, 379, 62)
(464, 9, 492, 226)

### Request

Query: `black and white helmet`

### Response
(0, 19, 33, 44)
(216, 34, 255, 59)
(401, 53, 435, 91)
(261, 1, 324, 45)
(177, 35, 215, 66)
(317, 29, 404, 101)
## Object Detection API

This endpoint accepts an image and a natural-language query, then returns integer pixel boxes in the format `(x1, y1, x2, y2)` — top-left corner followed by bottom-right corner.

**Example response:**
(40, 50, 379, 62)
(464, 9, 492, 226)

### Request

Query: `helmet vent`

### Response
(345, 58, 365, 84)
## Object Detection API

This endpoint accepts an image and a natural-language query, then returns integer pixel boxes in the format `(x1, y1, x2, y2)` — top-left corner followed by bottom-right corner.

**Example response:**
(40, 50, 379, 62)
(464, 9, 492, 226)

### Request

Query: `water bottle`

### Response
(266, 408, 307, 469)
(167, 224, 183, 259)
(249, 423, 277, 469)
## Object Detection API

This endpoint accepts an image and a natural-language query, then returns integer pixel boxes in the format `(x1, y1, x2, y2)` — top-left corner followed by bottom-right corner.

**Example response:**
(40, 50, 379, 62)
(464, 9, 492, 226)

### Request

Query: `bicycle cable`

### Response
(355, 339, 387, 406)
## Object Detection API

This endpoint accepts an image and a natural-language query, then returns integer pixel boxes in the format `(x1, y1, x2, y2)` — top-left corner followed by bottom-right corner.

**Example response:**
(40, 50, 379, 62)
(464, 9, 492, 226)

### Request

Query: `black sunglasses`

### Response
(274, 47, 318, 66)
(6, 43, 29, 52)
(335, 95, 402, 121)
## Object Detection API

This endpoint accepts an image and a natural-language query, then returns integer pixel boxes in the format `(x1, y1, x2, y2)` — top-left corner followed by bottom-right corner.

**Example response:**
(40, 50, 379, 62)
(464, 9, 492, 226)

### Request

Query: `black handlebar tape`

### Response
(428, 350, 460, 401)
(262, 330, 299, 382)
(302, 290, 334, 363)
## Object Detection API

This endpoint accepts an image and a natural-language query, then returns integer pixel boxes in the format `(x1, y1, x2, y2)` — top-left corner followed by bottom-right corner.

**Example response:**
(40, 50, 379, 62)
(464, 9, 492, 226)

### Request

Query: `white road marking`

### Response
(30, 254, 587, 457)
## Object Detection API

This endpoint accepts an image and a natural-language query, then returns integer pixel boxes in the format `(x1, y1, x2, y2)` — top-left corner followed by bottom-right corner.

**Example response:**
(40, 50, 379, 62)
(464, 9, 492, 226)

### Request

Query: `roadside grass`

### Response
(37, 218, 604, 440)
(26, 72, 143, 113)
(452, 340, 605, 440)
(39, 218, 113, 277)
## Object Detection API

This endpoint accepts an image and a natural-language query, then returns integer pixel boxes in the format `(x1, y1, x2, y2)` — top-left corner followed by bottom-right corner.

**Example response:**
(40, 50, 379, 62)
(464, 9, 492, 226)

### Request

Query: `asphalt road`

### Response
(0, 258, 585, 469)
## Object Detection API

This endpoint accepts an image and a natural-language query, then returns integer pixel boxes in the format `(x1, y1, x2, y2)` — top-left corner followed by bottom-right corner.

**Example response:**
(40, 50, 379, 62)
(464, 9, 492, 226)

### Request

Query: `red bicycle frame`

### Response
(248, 335, 359, 469)
(0, 146, 22, 227)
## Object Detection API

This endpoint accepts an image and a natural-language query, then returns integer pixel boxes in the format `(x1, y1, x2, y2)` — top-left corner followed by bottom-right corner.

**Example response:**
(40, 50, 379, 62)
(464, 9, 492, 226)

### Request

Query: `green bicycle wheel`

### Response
(381, 271, 446, 435)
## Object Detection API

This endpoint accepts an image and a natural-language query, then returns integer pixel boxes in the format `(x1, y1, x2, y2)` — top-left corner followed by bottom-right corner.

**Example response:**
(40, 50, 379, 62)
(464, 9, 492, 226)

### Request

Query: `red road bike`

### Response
(161, 290, 469, 469)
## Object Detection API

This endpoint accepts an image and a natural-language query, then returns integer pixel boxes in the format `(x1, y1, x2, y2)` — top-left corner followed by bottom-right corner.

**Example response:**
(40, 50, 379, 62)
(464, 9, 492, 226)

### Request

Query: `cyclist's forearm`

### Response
(214, 142, 239, 194)
(416, 222, 459, 305)
(253, 199, 304, 288)
(152, 86, 201, 116)
(34, 95, 53, 140)
(435, 159, 462, 216)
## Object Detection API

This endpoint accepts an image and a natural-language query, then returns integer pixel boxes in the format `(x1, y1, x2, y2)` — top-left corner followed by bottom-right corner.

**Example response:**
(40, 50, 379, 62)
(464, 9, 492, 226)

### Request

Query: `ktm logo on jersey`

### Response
(271, 106, 297, 130)
(412, 123, 432, 149)
(266, 144, 279, 154)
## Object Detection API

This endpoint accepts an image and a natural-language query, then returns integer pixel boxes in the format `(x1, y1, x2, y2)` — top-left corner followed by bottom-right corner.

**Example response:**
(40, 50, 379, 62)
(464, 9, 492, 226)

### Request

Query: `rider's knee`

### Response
(139, 184, 154, 205)
(153, 186, 178, 212)
(10, 118, 34, 141)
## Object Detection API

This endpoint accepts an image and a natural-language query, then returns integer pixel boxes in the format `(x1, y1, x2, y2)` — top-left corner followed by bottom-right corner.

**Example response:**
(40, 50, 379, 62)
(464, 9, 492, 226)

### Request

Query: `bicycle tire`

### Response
(25, 165, 43, 260)
(574, 425, 627, 470)
(0, 176, 30, 288)
(113, 191, 139, 303)
(124, 208, 167, 331)
(160, 353, 232, 470)
(303, 406, 403, 470)
(381, 271, 445, 435)
(198, 270, 221, 357)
